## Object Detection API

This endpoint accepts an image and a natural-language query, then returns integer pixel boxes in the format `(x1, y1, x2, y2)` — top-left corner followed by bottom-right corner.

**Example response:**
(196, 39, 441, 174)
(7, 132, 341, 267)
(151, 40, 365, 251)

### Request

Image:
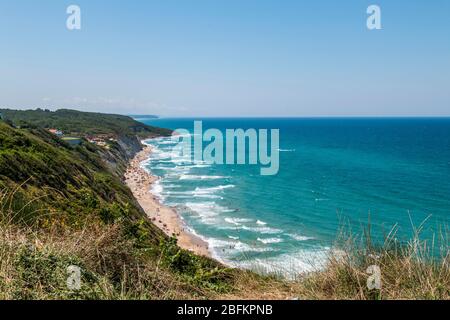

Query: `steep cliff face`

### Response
(117, 135, 145, 160)
(93, 135, 144, 177)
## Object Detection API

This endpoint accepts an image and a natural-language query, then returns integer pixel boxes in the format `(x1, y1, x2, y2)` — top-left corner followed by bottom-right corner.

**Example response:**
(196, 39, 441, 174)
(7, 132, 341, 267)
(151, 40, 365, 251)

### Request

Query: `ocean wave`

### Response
(278, 149, 296, 152)
(232, 248, 330, 279)
(150, 146, 192, 163)
(207, 238, 276, 256)
(193, 185, 235, 195)
(171, 194, 224, 200)
(257, 237, 283, 244)
(183, 163, 211, 168)
(156, 140, 178, 145)
(151, 165, 190, 172)
(287, 234, 315, 241)
(143, 135, 325, 279)
(184, 202, 234, 219)
(165, 185, 234, 201)
(151, 180, 164, 200)
(241, 225, 283, 234)
(152, 151, 183, 161)
(186, 202, 234, 213)
(183, 202, 224, 225)
(156, 158, 192, 165)
(160, 183, 180, 188)
(224, 217, 253, 226)
(180, 175, 229, 180)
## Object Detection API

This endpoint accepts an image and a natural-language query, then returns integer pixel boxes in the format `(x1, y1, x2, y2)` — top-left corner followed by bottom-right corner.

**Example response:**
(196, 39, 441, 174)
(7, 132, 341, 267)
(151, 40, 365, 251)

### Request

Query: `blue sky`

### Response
(0, 0, 449, 116)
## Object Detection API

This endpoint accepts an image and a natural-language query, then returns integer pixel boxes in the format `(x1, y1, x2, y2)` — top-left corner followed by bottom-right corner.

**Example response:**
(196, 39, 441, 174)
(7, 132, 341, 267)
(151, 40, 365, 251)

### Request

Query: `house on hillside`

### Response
(87, 136, 109, 147)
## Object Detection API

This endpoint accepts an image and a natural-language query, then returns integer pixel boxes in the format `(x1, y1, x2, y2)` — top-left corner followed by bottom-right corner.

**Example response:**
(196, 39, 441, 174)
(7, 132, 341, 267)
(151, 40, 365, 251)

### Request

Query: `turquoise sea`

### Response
(137, 118, 450, 276)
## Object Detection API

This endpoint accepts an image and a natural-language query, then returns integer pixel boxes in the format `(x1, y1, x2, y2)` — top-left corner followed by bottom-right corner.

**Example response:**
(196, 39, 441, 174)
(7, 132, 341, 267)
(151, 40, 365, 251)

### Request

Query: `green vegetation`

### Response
(0, 118, 233, 299)
(0, 199, 234, 299)
(0, 110, 448, 300)
(289, 225, 449, 300)
(0, 108, 171, 138)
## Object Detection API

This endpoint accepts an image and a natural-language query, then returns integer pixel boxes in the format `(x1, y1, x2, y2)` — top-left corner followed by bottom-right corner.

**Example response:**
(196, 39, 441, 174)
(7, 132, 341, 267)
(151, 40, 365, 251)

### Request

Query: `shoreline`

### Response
(125, 144, 211, 257)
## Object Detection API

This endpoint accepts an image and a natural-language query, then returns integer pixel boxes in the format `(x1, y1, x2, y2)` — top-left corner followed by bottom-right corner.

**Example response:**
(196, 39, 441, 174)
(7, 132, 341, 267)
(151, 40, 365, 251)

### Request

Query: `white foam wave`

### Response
(172, 133, 194, 139)
(156, 140, 178, 145)
(151, 166, 189, 171)
(183, 164, 211, 169)
(183, 202, 236, 225)
(151, 180, 164, 200)
(160, 184, 180, 188)
(156, 158, 191, 164)
(180, 175, 229, 180)
(241, 225, 283, 234)
(171, 194, 224, 199)
(207, 238, 275, 256)
(193, 185, 235, 195)
(233, 248, 330, 280)
(186, 202, 234, 213)
(166, 185, 233, 200)
(224, 217, 253, 226)
(183, 202, 221, 225)
(257, 237, 283, 244)
(287, 234, 315, 241)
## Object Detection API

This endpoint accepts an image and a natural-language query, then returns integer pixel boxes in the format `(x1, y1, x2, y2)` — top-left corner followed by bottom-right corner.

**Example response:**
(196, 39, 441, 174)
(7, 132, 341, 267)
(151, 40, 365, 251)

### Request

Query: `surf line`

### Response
(172, 121, 279, 176)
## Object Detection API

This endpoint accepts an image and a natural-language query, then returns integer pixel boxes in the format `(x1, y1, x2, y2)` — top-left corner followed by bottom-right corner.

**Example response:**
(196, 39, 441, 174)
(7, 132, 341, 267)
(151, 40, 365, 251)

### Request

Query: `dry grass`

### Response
(1, 187, 448, 300)
(293, 244, 449, 300)
(0, 220, 212, 299)
(0, 187, 229, 300)
(229, 222, 450, 300)
(222, 219, 450, 300)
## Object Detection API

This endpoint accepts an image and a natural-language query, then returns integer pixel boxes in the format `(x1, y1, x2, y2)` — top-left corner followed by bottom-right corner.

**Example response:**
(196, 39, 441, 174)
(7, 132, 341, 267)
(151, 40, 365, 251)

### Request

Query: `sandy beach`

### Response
(125, 145, 210, 257)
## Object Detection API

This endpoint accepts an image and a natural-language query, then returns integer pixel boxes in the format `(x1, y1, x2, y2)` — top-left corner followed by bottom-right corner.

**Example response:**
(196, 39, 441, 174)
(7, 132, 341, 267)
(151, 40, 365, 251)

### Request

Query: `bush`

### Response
(13, 245, 103, 300)
(159, 237, 233, 292)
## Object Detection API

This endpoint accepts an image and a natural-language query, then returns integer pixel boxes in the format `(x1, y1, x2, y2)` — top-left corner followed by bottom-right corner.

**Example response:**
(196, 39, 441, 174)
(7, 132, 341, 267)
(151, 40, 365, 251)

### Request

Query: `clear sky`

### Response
(0, 0, 449, 116)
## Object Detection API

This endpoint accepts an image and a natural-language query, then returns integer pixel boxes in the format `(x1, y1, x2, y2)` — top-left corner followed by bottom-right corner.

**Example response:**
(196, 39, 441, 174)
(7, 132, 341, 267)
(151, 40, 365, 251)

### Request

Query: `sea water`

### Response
(136, 117, 450, 277)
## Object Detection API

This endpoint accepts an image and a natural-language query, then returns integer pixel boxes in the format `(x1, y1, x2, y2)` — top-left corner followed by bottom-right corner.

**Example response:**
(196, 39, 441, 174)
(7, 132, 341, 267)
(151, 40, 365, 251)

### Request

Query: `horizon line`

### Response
(3, 108, 450, 119)
(131, 115, 450, 119)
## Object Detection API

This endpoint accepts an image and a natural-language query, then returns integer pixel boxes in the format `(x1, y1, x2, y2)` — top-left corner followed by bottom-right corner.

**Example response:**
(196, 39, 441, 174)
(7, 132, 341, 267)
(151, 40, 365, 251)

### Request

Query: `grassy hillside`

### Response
(0, 108, 171, 138)
(0, 112, 448, 300)
(0, 120, 235, 299)
(0, 121, 141, 225)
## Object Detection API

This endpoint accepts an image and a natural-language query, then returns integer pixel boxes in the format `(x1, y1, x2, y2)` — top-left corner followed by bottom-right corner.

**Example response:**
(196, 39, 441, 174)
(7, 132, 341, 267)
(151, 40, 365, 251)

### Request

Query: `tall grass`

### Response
(0, 187, 232, 300)
(1, 186, 448, 300)
(220, 217, 449, 300)
(287, 219, 450, 300)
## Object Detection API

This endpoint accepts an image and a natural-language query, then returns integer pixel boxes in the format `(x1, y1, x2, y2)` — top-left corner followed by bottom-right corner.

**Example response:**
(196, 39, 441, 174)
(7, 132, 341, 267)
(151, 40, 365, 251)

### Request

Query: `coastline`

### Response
(125, 144, 211, 257)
